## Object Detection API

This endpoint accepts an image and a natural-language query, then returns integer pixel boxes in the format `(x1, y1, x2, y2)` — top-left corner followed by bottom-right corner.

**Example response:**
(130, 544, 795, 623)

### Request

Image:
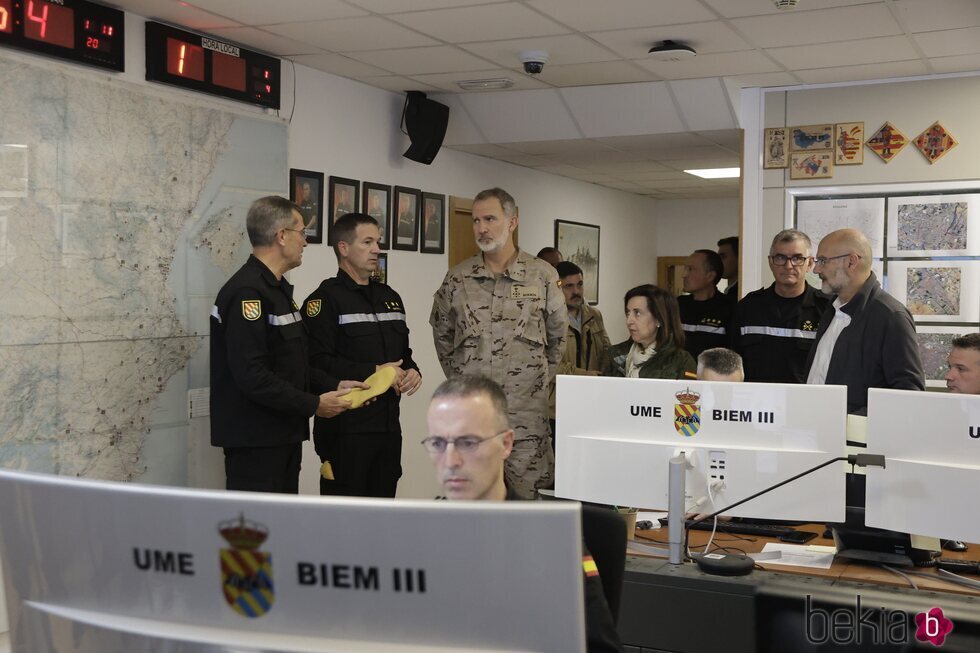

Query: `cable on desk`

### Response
(880, 564, 918, 590)
(888, 567, 980, 593)
(938, 569, 980, 591)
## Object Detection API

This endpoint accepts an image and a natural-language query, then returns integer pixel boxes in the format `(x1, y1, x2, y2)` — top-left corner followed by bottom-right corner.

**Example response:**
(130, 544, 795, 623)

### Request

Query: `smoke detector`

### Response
(773, 0, 799, 8)
(647, 40, 697, 62)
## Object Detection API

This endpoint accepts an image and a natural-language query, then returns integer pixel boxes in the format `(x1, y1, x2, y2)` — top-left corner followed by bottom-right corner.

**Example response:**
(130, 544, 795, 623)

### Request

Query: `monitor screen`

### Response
(555, 376, 847, 522)
(866, 388, 980, 543)
(0, 470, 586, 652)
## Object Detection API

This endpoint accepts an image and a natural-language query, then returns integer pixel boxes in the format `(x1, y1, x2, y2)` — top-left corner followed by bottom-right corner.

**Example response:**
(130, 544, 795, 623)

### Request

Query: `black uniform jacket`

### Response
(210, 255, 337, 448)
(302, 269, 419, 441)
(733, 283, 830, 383)
(804, 272, 924, 415)
(677, 291, 734, 359)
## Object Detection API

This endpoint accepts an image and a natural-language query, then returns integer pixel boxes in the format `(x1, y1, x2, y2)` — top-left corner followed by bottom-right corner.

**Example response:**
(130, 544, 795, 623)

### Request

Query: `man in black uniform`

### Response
(303, 213, 422, 498)
(717, 236, 739, 298)
(677, 249, 733, 359)
(210, 196, 367, 494)
(733, 229, 829, 383)
(423, 375, 622, 653)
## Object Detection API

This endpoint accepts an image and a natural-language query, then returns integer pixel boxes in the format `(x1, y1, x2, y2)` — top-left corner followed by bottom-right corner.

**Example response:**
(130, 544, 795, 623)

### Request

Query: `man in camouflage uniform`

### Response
(430, 188, 567, 496)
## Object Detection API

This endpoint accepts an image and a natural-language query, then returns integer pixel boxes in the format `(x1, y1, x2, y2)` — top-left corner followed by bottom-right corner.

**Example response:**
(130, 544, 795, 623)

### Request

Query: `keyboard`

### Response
(658, 517, 798, 537)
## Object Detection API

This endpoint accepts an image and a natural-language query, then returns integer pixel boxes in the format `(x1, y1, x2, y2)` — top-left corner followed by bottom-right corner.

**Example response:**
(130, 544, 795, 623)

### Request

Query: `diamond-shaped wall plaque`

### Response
(913, 121, 957, 164)
(865, 122, 907, 163)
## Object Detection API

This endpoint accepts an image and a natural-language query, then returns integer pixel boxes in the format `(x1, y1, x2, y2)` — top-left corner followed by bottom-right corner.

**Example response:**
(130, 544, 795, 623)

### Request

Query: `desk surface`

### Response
(632, 522, 980, 597)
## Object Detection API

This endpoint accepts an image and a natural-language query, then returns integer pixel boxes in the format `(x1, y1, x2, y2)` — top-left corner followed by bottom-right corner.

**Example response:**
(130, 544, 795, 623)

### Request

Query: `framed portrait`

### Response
(393, 186, 421, 251)
(789, 151, 834, 180)
(763, 127, 788, 169)
(420, 192, 446, 254)
(289, 169, 324, 244)
(555, 219, 600, 304)
(362, 182, 391, 250)
(326, 176, 360, 244)
(371, 253, 388, 285)
(789, 124, 834, 152)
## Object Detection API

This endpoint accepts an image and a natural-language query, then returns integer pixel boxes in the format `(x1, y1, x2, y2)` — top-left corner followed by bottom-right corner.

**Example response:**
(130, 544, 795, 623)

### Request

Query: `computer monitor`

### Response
(0, 470, 585, 653)
(865, 388, 980, 544)
(554, 376, 847, 522)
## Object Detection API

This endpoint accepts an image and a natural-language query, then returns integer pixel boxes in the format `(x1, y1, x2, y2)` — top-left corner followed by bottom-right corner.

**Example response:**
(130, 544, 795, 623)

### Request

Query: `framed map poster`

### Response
(886, 194, 980, 257)
(915, 326, 980, 388)
(796, 197, 885, 258)
(884, 260, 980, 324)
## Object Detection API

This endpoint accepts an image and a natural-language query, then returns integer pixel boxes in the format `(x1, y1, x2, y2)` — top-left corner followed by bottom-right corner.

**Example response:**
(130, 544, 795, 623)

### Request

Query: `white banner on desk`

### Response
(0, 471, 585, 653)
(555, 376, 847, 522)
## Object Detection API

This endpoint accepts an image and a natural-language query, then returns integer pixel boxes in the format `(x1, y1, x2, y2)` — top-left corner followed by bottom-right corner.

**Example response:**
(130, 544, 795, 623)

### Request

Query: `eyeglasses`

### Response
(282, 227, 307, 240)
(420, 431, 507, 455)
(813, 253, 855, 267)
(769, 254, 810, 267)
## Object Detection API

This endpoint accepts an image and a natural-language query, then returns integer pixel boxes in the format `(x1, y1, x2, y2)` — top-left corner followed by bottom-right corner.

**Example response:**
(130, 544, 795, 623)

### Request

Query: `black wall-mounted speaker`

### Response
(402, 91, 449, 165)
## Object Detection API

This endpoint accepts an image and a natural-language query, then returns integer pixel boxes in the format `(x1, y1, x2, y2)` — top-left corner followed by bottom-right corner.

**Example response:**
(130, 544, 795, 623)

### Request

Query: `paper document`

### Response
(758, 543, 836, 570)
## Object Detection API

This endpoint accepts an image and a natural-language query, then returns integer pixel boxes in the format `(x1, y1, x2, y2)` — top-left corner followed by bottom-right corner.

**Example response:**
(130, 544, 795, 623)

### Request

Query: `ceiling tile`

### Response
(347, 0, 495, 12)
(614, 170, 695, 182)
(389, 4, 569, 43)
(914, 27, 980, 58)
(408, 70, 549, 91)
(532, 164, 597, 177)
(589, 21, 754, 59)
(637, 50, 780, 80)
(659, 155, 740, 170)
(597, 132, 714, 151)
(291, 53, 393, 77)
(350, 46, 497, 74)
(265, 16, 439, 52)
(110, 0, 240, 29)
(358, 76, 441, 93)
(457, 89, 583, 142)
(893, 0, 980, 33)
(794, 59, 929, 84)
(700, 0, 868, 19)
(731, 4, 903, 48)
(767, 35, 920, 70)
(526, 0, 715, 32)
(727, 71, 800, 87)
(535, 61, 658, 87)
(205, 26, 323, 56)
(449, 143, 524, 157)
(560, 82, 687, 137)
(498, 139, 613, 155)
(459, 34, 619, 68)
(188, 0, 365, 24)
(697, 129, 743, 150)
(928, 53, 980, 74)
(668, 78, 737, 131)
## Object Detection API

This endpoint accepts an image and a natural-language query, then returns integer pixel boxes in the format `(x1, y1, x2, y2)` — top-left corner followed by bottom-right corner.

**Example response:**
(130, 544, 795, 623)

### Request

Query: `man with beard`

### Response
(805, 228, 923, 415)
(430, 187, 567, 496)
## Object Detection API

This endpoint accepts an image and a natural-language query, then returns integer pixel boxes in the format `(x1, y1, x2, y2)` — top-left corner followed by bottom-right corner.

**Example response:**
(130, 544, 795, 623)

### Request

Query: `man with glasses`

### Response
(423, 375, 621, 652)
(302, 212, 421, 498)
(210, 197, 368, 494)
(804, 228, 923, 415)
(732, 229, 829, 383)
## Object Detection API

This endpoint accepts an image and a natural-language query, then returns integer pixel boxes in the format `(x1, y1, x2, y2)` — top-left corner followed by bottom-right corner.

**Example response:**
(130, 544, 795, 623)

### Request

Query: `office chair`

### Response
(580, 504, 626, 624)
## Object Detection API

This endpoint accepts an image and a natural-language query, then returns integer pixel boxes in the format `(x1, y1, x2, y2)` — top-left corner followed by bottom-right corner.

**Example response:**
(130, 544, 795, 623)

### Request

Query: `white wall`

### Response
(284, 63, 662, 498)
(652, 197, 740, 287)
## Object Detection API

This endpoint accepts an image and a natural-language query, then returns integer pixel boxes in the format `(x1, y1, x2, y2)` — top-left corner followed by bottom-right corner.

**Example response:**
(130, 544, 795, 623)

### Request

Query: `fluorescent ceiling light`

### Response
(684, 167, 740, 179)
(456, 78, 514, 91)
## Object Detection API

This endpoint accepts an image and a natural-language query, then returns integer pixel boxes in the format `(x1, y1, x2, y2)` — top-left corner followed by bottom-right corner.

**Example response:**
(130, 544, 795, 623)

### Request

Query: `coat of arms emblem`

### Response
(219, 514, 274, 618)
(674, 388, 701, 437)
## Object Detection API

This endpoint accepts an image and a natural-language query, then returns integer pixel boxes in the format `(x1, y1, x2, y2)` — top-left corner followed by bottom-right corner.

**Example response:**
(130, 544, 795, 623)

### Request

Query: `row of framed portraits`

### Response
(793, 189, 979, 388)
(289, 169, 446, 253)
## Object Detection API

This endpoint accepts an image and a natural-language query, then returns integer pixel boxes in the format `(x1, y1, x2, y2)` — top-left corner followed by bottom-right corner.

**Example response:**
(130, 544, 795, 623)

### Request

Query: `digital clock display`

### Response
(0, 0, 124, 71)
(146, 22, 280, 110)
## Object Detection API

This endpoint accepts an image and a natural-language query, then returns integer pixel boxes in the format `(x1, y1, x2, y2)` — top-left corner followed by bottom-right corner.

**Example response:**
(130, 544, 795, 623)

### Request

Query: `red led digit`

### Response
(27, 0, 48, 39)
(165, 38, 204, 81)
(0, 1, 9, 35)
(86, 36, 99, 50)
(103, 24, 113, 36)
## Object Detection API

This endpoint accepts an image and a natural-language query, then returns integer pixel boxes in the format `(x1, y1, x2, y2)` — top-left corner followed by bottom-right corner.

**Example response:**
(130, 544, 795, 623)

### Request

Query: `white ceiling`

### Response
(108, 0, 980, 198)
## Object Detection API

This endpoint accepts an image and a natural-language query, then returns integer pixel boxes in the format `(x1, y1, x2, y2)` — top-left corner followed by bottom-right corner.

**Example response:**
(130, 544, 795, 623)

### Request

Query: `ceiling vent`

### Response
(773, 0, 800, 8)
(647, 40, 697, 62)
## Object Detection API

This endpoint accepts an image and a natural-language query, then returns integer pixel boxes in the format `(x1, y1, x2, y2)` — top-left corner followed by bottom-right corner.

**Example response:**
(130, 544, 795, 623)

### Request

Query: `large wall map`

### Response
(0, 52, 286, 482)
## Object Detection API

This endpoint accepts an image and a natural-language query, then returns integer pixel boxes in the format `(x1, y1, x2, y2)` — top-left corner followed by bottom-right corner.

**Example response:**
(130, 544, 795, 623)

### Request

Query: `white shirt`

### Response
(806, 298, 852, 385)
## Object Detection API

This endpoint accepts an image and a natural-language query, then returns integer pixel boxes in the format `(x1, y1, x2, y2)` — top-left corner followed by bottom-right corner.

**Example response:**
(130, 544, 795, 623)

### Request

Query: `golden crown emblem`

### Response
(218, 513, 269, 550)
(675, 388, 701, 405)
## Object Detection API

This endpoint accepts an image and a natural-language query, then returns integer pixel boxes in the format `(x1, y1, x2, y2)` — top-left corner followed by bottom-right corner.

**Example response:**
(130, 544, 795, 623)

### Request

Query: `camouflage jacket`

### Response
(430, 250, 567, 424)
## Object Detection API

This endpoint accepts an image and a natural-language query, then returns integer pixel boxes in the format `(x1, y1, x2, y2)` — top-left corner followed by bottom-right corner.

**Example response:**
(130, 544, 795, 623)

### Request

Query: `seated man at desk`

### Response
(423, 374, 622, 653)
(697, 347, 744, 382)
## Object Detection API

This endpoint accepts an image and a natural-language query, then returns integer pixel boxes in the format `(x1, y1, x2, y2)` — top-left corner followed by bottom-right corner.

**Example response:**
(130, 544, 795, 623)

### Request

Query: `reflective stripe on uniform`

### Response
(210, 305, 222, 323)
(682, 324, 727, 335)
(740, 325, 817, 340)
(268, 311, 303, 326)
(338, 312, 406, 324)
